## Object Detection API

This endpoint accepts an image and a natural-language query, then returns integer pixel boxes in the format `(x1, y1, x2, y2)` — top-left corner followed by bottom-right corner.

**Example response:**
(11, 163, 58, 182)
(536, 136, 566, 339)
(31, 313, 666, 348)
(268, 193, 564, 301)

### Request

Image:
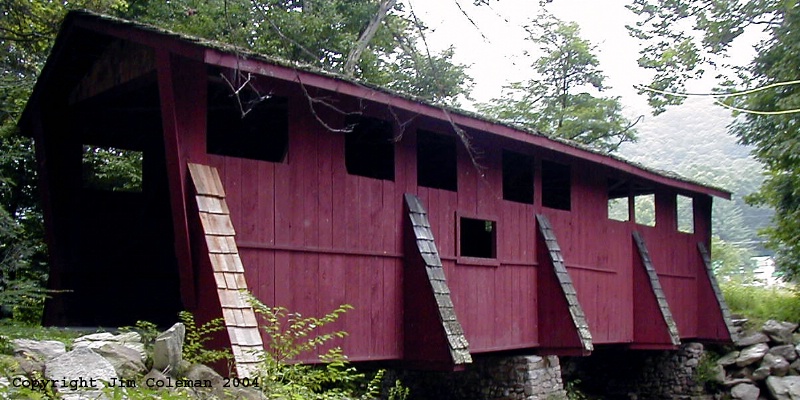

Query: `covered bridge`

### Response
(20, 11, 735, 375)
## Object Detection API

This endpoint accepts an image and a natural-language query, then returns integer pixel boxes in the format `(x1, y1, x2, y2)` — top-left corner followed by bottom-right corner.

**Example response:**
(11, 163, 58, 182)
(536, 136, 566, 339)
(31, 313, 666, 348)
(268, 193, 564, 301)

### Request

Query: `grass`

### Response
(720, 282, 800, 326)
(0, 320, 91, 352)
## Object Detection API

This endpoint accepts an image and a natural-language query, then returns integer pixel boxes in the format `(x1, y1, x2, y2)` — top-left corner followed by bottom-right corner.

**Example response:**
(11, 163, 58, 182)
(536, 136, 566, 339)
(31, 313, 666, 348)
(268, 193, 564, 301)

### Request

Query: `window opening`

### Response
(607, 178, 629, 221)
(207, 82, 288, 162)
(677, 195, 694, 233)
(502, 150, 534, 204)
(417, 130, 457, 191)
(459, 217, 497, 259)
(634, 193, 656, 227)
(82, 145, 143, 192)
(345, 116, 395, 181)
(542, 160, 571, 210)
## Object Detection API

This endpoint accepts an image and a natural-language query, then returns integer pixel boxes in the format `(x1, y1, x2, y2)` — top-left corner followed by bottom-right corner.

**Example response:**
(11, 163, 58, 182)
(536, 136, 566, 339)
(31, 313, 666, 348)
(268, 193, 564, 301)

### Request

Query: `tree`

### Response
(477, 12, 638, 152)
(126, 0, 472, 104)
(712, 236, 758, 285)
(627, 1, 800, 279)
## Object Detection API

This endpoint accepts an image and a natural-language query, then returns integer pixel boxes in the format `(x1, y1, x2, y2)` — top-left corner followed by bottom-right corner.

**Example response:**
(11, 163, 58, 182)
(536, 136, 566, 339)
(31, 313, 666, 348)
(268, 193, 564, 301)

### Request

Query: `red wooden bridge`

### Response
(20, 11, 734, 375)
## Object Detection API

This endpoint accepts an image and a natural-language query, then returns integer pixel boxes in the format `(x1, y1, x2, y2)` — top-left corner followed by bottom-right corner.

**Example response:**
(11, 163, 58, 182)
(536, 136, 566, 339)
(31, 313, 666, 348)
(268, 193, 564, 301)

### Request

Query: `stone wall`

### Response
(392, 355, 566, 400)
(561, 343, 709, 400)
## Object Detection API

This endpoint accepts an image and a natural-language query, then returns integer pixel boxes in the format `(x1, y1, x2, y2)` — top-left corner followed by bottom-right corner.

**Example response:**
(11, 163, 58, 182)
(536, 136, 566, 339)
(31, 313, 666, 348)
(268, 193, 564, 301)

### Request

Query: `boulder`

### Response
(772, 345, 799, 362)
(11, 338, 66, 361)
(763, 353, 792, 377)
(73, 331, 146, 362)
(766, 376, 800, 400)
(732, 318, 749, 327)
(44, 347, 117, 398)
(185, 363, 225, 397)
(153, 322, 185, 375)
(94, 343, 147, 379)
(732, 367, 754, 380)
(754, 365, 772, 381)
(712, 364, 727, 383)
(792, 358, 800, 374)
(731, 383, 760, 400)
(737, 332, 770, 347)
(724, 378, 755, 387)
(719, 351, 741, 367)
(737, 343, 770, 367)
(142, 368, 171, 392)
(230, 387, 268, 399)
(763, 320, 799, 345)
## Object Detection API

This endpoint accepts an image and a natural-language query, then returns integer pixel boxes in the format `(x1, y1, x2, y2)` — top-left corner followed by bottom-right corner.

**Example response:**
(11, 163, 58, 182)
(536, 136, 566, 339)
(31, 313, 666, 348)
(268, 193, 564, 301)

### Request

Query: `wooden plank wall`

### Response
(192, 74, 723, 360)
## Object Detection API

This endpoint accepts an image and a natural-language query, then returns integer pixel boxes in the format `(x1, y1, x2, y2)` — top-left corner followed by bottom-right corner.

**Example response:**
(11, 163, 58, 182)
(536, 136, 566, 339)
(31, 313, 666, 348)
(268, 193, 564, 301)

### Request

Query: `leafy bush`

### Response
(178, 311, 230, 365)
(721, 283, 800, 325)
(247, 295, 408, 399)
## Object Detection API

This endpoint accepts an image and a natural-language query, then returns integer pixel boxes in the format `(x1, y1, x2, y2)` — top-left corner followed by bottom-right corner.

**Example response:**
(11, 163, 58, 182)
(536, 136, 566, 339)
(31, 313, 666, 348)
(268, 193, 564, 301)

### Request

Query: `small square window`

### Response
(459, 217, 496, 259)
(207, 82, 288, 162)
(345, 116, 395, 181)
(542, 160, 571, 211)
(503, 150, 534, 204)
(677, 195, 694, 233)
(417, 130, 457, 191)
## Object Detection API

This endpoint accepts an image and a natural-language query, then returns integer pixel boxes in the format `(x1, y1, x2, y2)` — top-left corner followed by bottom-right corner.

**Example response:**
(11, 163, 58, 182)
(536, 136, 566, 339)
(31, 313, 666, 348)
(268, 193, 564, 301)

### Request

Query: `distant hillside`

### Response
(618, 97, 773, 253)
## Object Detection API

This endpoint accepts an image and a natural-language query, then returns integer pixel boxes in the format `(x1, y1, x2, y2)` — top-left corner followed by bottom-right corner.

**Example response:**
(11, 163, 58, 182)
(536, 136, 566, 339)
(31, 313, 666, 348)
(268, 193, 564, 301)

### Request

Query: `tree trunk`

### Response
(342, 0, 396, 77)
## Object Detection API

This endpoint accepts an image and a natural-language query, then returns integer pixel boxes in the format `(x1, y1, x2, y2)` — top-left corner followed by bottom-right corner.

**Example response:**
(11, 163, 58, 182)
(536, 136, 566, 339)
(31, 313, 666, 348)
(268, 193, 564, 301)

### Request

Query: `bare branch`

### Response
(387, 105, 417, 142)
(452, 0, 488, 41)
(296, 72, 357, 133)
(441, 108, 485, 174)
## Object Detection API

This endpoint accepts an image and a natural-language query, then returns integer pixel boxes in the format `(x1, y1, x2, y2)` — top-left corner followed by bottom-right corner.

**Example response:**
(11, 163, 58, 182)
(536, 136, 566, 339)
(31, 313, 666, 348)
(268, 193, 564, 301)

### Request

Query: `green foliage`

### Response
(478, 11, 638, 152)
(721, 283, 800, 325)
(247, 296, 399, 399)
(0, 320, 84, 349)
(177, 311, 230, 365)
(694, 351, 723, 391)
(625, 0, 778, 114)
(120, 319, 159, 369)
(126, 0, 472, 104)
(0, 135, 48, 323)
(712, 236, 758, 284)
(102, 384, 195, 400)
(82, 146, 143, 192)
(628, 0, 800, 279)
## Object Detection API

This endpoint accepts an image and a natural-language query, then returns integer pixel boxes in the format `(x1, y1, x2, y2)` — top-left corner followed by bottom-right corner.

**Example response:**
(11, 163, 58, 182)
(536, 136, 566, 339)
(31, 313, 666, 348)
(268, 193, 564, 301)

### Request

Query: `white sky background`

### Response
(407, 0, 765, 157)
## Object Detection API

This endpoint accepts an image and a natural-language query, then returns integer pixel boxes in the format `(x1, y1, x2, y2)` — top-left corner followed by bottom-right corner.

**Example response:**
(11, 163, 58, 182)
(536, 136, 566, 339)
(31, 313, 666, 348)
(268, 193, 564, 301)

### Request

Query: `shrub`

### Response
(247, 295, 408, 399)
(178, 311, 230, 365)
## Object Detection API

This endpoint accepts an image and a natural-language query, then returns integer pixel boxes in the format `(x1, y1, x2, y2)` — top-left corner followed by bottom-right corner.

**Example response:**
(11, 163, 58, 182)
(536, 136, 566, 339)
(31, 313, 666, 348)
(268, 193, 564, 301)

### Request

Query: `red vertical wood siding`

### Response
(171, 67, 724, 362)
(25, 14, 734, 365)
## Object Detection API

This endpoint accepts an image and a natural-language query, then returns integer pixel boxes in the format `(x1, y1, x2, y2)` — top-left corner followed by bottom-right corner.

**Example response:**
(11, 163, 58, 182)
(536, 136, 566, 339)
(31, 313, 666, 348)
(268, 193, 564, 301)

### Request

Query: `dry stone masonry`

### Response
(717, 319, 800, 400)
(391, 354, 567, 400)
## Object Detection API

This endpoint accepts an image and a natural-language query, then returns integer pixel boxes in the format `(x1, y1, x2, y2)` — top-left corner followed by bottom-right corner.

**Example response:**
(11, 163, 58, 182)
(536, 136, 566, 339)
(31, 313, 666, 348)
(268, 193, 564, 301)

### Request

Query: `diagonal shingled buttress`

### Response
(536, 214, 593, 353)
(187, 163, 264, 378)
(698, 242, 738, 341)
(403, 194, 472, 366)
(632, 231, 681, 346)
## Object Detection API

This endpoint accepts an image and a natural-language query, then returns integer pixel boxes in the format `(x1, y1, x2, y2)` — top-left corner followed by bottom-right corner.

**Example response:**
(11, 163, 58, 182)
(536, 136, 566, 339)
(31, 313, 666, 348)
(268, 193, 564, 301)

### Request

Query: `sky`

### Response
(409, 0, 765, 159)
(410, 0, 763, 120)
